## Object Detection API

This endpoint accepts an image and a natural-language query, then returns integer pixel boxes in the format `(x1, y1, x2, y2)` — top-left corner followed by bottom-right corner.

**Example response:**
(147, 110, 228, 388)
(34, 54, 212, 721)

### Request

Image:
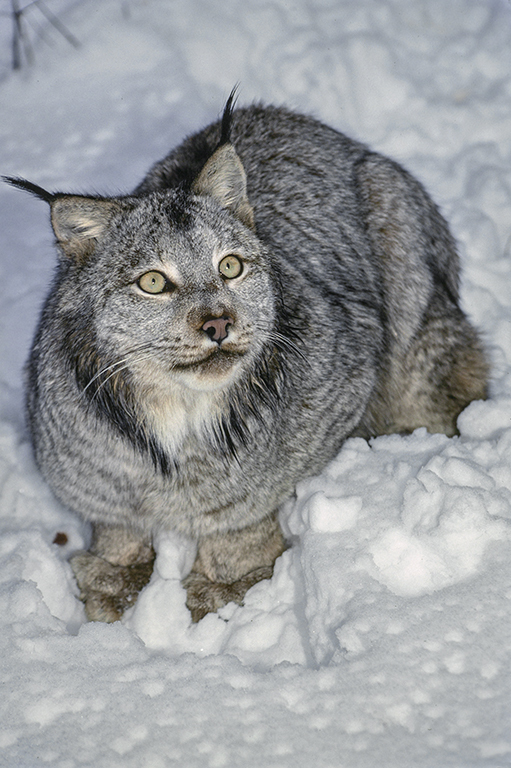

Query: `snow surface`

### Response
(1, 0, 511, 765)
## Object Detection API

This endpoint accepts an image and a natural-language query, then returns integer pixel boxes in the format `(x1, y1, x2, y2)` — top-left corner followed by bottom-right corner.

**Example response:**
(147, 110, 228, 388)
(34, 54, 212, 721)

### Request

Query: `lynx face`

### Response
(72, 194, 277, 402)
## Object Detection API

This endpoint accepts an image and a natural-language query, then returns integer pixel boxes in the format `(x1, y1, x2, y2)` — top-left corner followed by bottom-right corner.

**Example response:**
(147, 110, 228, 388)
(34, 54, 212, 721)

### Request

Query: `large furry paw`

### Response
(183, 565, 274, 623)
(70, 550, 155, 622)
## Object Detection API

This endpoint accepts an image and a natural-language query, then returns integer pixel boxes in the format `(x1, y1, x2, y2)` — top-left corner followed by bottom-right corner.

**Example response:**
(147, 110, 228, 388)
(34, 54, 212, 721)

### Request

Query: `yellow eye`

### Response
(138, 271, 168, 294)
(218, 254, 243, 279)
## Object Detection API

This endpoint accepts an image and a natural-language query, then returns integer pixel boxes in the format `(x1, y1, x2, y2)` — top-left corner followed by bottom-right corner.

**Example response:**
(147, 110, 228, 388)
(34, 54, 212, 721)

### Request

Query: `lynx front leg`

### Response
(183, 512, 286, 622)
(70, 524, 155, 622)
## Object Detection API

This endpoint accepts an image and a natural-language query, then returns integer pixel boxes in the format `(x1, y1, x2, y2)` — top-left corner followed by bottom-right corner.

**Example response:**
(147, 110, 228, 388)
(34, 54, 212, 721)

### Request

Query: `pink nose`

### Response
(201, 316, 233, 343)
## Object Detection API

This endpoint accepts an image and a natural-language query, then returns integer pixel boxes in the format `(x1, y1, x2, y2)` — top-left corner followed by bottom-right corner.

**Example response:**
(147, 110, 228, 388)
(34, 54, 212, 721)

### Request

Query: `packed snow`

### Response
(1, 0, 511, 766)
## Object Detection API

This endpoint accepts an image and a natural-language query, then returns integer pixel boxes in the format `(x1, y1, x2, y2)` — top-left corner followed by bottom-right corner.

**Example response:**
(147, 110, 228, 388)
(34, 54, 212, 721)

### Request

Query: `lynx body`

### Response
(9, 98, 487, 621)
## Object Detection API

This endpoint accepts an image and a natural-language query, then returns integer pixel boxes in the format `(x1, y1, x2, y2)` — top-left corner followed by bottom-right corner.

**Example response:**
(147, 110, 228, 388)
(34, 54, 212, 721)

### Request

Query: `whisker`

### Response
(89, 362, 134, 402)
(81, 341, 159, 396)
(268, 330, 310, 365)
(82, 357, 132, 394)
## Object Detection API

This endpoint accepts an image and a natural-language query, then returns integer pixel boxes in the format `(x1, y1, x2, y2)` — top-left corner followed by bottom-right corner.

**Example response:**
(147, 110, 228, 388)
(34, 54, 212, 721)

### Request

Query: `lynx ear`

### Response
(50, 196, 121, 262)
(192, 143, 255, 230)
(3, 176, 120, 262)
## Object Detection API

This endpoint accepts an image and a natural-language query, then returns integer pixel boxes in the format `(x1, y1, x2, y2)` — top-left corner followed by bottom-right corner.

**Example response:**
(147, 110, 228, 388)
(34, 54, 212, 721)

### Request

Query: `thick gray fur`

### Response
(11, 99, 487, 622)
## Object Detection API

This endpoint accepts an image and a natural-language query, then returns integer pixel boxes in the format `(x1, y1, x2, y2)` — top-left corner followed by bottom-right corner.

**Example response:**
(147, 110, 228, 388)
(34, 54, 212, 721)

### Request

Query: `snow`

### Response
(1, 0, 511, 765)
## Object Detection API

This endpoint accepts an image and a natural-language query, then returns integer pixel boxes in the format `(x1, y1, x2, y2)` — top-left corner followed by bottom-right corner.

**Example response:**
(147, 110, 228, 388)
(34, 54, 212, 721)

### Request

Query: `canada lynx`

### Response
(6, 94, 487, 622)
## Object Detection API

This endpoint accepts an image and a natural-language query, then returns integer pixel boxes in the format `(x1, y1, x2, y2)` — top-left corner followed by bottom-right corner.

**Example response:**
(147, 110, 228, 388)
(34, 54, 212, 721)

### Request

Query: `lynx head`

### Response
(5, 125, 281, 461)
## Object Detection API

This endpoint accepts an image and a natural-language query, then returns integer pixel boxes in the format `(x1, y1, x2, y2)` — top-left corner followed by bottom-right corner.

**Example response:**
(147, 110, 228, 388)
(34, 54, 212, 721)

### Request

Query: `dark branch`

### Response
(33, 0, 80, 48)
(8, 0, 80, 71)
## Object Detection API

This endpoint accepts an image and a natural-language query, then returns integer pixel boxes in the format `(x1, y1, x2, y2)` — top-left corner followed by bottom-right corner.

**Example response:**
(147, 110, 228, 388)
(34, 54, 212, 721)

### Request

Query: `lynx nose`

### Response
(201, 316, 234, 343)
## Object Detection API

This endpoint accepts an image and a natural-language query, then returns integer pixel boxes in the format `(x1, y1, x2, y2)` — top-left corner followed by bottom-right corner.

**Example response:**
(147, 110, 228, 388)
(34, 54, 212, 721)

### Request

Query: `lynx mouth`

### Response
(174, 348, 246, 375)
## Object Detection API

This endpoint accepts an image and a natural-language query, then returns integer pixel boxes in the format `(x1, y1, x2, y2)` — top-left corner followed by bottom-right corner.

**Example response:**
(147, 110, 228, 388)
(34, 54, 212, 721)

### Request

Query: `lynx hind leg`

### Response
(70, 524, 155, 622)
(396, 303, 488, 436)
(183, 512, 286, 623)
(354, 152, 488, 439)
(356, 292, 489, 440)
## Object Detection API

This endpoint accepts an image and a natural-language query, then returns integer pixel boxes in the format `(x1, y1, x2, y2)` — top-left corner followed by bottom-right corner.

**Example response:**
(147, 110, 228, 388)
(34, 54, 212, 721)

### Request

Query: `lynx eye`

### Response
(218, 254, 243, 279)
(138, 271, 168, 294)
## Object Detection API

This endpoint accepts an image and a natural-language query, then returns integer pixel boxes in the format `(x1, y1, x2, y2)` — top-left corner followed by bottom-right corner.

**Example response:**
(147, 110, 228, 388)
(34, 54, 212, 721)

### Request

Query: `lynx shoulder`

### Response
(5, 94, 487, 622)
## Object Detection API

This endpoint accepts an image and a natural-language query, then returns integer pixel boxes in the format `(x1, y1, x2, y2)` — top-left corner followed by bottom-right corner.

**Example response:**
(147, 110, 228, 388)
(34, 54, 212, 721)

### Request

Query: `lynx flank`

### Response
(5, 94, 487, 622)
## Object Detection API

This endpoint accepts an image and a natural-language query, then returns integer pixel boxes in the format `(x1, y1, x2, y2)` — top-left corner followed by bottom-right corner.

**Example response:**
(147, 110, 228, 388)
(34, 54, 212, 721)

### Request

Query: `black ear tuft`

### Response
(4, 175, 121, 262)
(218, 85, 239, 147)
(2, 175, 55, 204)
(193, 87, 254, 229)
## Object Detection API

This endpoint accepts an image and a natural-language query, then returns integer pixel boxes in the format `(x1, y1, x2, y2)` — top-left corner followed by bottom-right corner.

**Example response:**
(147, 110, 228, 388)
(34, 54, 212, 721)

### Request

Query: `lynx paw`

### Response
(70, 551, 155, 622)
(183, 565, 274, 623)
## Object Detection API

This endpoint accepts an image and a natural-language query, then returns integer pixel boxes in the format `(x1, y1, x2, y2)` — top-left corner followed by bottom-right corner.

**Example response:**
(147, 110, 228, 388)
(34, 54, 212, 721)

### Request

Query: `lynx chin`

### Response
(5, 91, 487, 623)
